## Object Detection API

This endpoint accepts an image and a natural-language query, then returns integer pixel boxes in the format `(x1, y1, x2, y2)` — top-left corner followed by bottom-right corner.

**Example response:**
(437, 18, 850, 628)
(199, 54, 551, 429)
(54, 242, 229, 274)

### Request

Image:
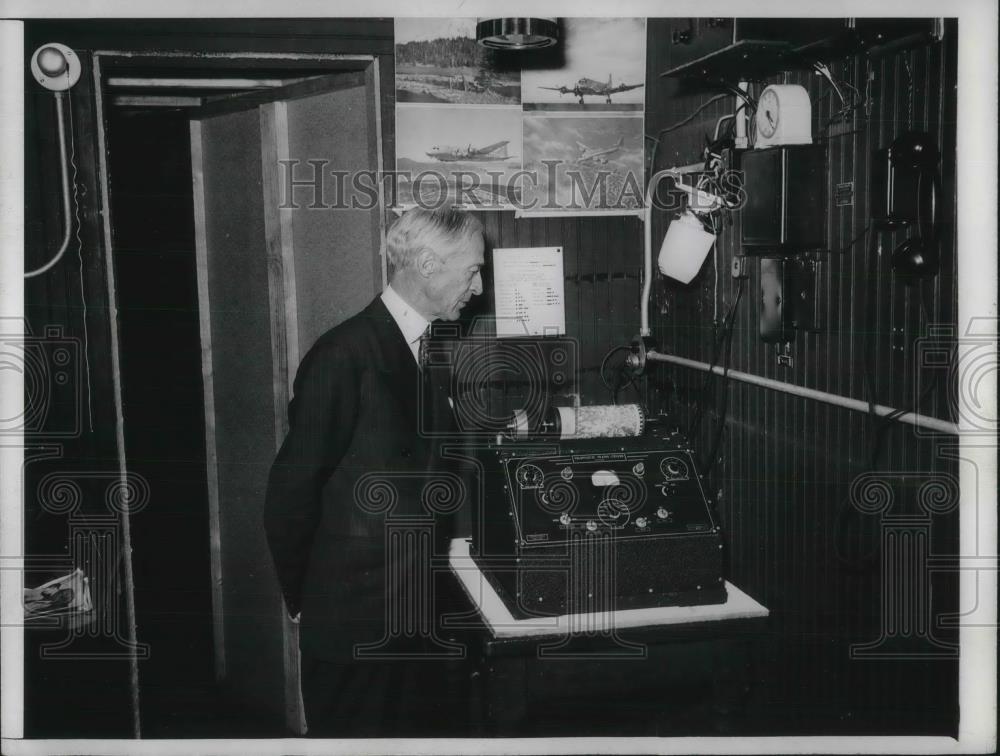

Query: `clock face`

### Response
(757, 89, 780, 139)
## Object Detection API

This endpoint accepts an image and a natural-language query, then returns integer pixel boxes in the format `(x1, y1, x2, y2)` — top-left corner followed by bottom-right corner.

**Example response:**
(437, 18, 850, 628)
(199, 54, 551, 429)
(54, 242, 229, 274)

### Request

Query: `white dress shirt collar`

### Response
(380, 284, 431, 363)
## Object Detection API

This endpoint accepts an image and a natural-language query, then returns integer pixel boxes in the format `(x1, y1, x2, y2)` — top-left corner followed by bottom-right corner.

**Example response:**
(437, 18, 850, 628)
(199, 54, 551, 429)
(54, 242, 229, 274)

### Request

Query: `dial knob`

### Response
(656, 506, 670, 519)
(515, 463, 544, 488)
(586, 520, 598, 532)
(635, 517, 649, 529)
(560, 466, 573, 480)
(632, 462, 645, 475)
(559, 513, 572, 526)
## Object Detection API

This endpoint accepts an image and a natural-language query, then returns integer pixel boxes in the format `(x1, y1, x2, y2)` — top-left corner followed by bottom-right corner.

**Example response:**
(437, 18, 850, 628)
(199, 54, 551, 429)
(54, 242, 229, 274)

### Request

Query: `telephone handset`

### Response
(872, 131, 941, 280)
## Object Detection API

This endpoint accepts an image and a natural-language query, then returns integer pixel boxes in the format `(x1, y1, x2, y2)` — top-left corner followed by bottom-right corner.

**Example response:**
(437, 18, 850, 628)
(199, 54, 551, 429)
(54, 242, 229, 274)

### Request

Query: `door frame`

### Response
(91, 50, 388, 735)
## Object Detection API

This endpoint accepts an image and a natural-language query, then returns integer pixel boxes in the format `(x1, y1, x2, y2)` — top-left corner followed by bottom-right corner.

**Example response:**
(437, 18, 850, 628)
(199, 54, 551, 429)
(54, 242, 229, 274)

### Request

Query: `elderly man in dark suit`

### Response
(263, 207, 485, 737)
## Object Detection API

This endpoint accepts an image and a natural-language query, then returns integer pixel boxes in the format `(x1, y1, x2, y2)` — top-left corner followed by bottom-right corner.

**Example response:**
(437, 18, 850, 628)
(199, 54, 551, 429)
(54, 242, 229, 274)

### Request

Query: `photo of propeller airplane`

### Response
(575, 136, 625, 165)
(540, 74, 644, 104)
(425, 140, 514, 162)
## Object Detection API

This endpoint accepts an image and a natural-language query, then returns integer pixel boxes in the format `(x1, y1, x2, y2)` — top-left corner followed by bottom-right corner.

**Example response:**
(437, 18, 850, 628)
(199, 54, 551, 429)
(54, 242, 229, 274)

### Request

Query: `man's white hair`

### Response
(386, 207, 483, 271)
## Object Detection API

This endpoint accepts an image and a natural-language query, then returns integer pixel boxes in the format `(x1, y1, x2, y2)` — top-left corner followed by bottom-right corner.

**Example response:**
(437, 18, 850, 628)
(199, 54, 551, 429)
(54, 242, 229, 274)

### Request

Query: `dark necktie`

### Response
(417, 325, 431, 370)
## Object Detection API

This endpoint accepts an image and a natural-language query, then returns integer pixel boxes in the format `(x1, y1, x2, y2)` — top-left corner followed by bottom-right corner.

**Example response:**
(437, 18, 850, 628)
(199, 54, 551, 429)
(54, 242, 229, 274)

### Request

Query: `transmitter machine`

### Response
(471, 404, 726, 619)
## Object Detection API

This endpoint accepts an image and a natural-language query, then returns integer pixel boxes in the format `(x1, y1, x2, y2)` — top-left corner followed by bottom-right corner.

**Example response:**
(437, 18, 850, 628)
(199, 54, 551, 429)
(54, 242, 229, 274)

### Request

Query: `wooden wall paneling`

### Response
(23, 44, 140, 736)
(644, 18, 959, 729)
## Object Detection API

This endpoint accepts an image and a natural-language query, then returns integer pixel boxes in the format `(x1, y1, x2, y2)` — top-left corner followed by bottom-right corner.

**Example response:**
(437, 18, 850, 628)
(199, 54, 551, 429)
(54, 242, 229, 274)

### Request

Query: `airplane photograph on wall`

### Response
(426, 140, 515, 163)
(522, 113, 644, 212)
(540, 75, 644, 105)
(574, 136, 625, 164)
(524, 18, 646, 112)
(395, 105, 522, 209)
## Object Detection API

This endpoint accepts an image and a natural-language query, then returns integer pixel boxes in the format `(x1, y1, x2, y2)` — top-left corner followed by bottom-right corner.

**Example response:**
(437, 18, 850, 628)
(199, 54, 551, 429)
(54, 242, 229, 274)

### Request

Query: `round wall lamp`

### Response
(476, 17, 559, 50)
(30, 42, 81, 92)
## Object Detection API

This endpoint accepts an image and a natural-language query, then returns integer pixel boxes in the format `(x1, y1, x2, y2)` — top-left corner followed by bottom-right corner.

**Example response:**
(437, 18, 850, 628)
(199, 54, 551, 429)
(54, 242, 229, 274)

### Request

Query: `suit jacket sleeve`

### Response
(263, 340, 360, 618)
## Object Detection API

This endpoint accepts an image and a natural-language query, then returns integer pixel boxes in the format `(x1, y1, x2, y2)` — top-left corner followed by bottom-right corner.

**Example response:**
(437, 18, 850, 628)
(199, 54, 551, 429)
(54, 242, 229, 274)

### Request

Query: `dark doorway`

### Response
(104, 105, 225, 735)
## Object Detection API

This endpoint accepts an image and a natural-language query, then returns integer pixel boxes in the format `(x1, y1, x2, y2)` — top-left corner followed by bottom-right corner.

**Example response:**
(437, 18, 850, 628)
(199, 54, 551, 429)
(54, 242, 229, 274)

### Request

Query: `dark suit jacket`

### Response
(263, 296, 457, 661)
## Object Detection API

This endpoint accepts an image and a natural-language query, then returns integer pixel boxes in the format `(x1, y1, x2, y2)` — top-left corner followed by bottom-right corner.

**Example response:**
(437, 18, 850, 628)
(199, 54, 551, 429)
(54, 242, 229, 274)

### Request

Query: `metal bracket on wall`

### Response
(776, 342, 794, 368)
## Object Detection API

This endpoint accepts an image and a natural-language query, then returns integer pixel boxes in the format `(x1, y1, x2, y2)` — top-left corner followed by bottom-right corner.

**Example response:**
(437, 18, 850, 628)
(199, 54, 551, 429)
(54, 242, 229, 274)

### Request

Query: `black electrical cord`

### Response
(866, 281, 942, 467)
(600, 345, 631, 401)
(655, 94, 729, 137)
(834, 237, 949, 572)
(718, 83, 757, 116)
(700, 278, 744, 477)
(833, 231, 886, 572)
(612, 362, 641, 404)
(840, 223, 871, 255)
(687, 277, 744, 439)
(647, 93, 731, 174)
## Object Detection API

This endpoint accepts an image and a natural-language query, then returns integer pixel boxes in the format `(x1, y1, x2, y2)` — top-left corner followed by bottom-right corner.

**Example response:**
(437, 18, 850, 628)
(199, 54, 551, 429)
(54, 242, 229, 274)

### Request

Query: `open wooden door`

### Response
(190, 67, 385, 733)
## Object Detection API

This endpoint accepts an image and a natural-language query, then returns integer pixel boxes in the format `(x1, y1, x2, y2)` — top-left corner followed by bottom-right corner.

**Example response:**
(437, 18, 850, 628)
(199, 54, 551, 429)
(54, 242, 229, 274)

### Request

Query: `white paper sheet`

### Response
(492, 246, 566, 337)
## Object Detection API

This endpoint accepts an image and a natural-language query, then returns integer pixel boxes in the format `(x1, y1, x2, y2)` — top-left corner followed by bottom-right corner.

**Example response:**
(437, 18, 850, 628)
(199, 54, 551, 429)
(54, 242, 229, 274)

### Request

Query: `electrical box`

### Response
(759, 256, 822, 342)
(740, 145, 826, 251)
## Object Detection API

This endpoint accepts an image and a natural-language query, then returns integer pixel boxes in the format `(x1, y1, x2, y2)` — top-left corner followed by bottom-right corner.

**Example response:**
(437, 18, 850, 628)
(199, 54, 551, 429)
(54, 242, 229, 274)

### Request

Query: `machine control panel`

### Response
(503, 446, 717, 545)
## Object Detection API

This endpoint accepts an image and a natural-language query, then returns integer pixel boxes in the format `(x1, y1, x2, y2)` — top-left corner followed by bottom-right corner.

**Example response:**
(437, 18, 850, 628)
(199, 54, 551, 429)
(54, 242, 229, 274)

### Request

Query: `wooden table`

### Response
(447, 537, 769, 735)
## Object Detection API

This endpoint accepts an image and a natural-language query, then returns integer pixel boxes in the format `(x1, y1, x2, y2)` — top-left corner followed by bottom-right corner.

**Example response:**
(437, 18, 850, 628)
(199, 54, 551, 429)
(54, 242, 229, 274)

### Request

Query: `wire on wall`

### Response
(646, 93, 729, 173)
(66, 86, 94, 433)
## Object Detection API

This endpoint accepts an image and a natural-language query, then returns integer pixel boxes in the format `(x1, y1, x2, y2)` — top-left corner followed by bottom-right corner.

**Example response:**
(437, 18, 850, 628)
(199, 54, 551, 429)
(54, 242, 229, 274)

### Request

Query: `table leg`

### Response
(484, 655, 528, 735)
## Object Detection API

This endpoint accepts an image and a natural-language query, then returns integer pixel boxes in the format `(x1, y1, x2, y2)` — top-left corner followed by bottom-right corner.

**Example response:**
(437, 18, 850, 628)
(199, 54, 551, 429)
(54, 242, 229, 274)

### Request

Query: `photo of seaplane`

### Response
(425, 140, 514, 163)
(539, 74, 645, 105)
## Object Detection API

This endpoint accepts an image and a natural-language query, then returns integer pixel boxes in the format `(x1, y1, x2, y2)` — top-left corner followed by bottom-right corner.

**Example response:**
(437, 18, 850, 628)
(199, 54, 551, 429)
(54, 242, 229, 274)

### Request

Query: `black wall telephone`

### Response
(871, 131, 941, 280)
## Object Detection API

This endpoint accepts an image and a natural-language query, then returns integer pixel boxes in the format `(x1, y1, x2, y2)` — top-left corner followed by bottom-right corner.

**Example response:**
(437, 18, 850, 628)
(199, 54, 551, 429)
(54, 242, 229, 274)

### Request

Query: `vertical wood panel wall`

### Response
(644, 19, 959, 731)
(460, 213, 643, 423)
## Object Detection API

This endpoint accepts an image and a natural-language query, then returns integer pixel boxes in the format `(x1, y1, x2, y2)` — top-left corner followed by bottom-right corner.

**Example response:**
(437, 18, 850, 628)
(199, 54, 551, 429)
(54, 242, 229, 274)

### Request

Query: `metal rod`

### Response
(647, 349, 959, 435)
(91, 53, 143, 740)
(734, 81, 749, 148)
(24, 92, 72, 279)
(106, 76, 286, 89)
(110, 95, 203, 107)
